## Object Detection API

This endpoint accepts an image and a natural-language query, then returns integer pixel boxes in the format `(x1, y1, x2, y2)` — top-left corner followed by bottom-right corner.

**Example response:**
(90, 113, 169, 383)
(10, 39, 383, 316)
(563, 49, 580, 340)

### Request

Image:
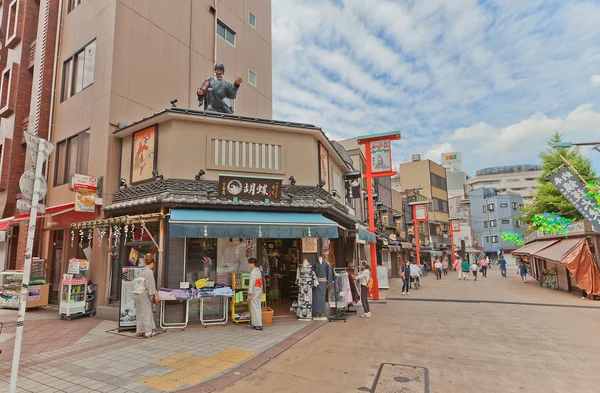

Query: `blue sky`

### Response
(271, 0, 600, 175)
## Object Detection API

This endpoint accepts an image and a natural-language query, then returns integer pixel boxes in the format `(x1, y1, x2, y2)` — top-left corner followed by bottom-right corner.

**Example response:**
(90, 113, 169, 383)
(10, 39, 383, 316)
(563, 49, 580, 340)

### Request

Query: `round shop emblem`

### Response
(227, 180, 243, 195)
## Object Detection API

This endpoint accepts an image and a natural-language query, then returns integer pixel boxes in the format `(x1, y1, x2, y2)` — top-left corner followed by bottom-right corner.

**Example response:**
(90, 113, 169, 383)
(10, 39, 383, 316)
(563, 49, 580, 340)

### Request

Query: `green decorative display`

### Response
(532, 213, 572, 234)
(500, 231, 524, 247)
(585, 182, 600, 207)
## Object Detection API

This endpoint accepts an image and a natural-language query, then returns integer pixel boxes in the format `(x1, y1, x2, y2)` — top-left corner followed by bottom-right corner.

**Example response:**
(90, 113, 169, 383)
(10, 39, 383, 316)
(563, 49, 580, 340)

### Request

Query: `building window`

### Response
(490, 219, 497, 227)
(68, 0, 84, 12)
(248, 12, 256, 28)
(484, 236, 490, 243)
(483, 205, 487, 213)
(217, 20, 235, 46)
(61, 40, 96, 101)
(514, 219, 522, 227)
(6, 0, 20, 48)
(507, 178, 520, 183)
(492, 235, 499, 243)
(502, 219, 510, 224)
(487, 203, 495, 211)
(484, 221, 488, 229)
(248, 70, 256, 86)
(430, 173, 447, 190)
(500, 203, 508, 208)
(0, 67, 11, 113)
(432, 197, 448, 213)
(54, 130, 90, 186)
(512, 202, 519, 209)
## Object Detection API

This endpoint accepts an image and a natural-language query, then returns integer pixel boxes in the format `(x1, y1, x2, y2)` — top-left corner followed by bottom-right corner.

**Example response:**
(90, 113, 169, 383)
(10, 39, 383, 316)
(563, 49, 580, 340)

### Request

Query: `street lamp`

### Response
(553, 141, 600, 153)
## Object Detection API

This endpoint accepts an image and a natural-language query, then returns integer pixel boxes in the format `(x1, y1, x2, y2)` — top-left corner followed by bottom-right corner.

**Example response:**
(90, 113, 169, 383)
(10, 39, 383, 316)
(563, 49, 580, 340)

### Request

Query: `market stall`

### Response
(0, 258, 49, 309)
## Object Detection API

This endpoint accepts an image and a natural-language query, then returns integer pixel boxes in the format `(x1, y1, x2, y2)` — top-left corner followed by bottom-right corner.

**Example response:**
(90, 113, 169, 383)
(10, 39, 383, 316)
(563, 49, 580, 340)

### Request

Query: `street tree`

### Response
(522, 131, 598, 224)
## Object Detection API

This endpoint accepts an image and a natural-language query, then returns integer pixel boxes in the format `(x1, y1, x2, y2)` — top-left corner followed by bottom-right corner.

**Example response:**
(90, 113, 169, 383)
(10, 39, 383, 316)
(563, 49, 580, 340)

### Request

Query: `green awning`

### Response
(170, 209, 338, 239)
(357, 229, 377, 244)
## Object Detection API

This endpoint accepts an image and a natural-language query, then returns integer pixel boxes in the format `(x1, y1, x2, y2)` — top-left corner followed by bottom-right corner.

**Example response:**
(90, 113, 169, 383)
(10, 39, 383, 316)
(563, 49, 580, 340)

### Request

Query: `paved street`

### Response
(214, 265, 600, 393)
(1, 265, 600, 392)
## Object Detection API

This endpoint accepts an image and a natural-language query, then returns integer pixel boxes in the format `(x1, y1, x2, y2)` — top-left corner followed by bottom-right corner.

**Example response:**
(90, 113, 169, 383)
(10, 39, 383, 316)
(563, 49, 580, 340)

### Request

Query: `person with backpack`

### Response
(402, 261, 411, 294)
(355, 261, 372, 318)
(132, 254, 158, 338)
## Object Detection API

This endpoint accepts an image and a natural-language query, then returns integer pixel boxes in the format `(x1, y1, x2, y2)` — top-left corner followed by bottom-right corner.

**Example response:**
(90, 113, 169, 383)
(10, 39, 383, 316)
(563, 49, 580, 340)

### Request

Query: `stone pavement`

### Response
(0, 306, 317, 392)
(216, 265, 600, 393)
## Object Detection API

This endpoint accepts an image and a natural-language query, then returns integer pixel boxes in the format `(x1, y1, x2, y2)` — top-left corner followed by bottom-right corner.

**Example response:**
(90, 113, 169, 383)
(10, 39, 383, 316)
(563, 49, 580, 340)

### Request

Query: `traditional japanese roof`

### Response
(104, 179, 357, 228)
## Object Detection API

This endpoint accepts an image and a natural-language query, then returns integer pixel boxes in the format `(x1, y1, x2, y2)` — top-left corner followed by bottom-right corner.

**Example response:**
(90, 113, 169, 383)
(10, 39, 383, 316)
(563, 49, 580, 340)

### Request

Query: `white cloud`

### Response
(592, 74, 600, 86)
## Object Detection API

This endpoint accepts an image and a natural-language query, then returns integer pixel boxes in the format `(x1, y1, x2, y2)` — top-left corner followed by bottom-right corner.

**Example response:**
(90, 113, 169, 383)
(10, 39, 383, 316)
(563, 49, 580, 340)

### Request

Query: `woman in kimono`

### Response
(247, 258, 263, 330)
(133, 254, 158, 338)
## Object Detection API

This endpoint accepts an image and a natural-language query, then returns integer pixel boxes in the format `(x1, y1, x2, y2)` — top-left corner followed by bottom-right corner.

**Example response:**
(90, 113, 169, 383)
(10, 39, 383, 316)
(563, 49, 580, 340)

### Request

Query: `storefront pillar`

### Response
(157, 208, 166, 288)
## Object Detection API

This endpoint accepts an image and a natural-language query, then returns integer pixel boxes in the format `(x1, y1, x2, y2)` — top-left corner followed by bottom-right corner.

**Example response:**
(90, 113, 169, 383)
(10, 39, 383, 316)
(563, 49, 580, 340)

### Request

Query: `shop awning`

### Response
(357, 229, 377, 244)
(169, 209, 338, 239)
(512, 239, 560, 256)
(0, 219, 11, 231)
(532, 238, 585, 263)
(0, 203, 78, 229)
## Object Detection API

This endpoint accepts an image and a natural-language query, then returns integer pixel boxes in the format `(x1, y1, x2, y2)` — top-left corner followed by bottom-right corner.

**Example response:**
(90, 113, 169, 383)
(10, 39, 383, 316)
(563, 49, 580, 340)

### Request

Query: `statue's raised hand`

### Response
(235, 76, 243, 86)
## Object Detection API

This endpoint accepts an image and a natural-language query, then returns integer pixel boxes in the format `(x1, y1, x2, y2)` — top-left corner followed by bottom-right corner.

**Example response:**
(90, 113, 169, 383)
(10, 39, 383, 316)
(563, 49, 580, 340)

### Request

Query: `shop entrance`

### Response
(263, 238, 302, 318)
(49, 231, 64, 304)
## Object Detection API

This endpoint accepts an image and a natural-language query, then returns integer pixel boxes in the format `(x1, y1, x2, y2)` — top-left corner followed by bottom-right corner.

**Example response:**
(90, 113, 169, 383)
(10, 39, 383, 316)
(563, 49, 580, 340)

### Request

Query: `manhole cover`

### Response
(372, 363, 429, 393)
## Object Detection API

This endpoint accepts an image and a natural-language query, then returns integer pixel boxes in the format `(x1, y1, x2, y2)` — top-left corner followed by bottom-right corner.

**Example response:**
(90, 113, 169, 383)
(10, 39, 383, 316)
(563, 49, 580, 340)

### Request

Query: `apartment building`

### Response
(468, 165, 542, 203)
(41, 0, 272, 305)
(0, 0, 59, 269)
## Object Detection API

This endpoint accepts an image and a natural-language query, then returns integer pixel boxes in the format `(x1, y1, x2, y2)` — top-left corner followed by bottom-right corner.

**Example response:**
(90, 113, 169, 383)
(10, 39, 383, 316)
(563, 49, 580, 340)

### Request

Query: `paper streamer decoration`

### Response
(501, 231, 524, 246)
(532, 213, 572, 234)
(585, 182, 600, 207)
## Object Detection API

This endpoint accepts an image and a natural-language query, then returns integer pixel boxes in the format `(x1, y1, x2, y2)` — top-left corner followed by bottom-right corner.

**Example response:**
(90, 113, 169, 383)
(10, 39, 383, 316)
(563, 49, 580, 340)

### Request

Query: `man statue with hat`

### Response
(197, 63, 243, 113)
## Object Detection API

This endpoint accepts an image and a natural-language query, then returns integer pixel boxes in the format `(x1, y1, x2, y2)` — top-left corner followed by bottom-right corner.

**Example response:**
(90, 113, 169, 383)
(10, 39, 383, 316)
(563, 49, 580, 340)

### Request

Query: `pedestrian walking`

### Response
(454, 257, 462, 279)
(498, 255, 507, 277)
(435, 259, 443, 280)
(402, 261, 411, 294)
(480, 256, 489, 278)
(518, 261, 528, 283)
(132, 254, 158, 338)
(355, 261, 371, 318)
(461, 259, 470, 280)
(442, 257, 449, 276)
(470, 260, 479, 281)
(247, 257, 263, 330)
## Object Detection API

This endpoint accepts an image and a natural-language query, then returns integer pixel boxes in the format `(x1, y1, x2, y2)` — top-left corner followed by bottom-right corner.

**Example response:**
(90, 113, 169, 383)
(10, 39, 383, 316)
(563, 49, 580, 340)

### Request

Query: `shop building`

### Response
(67, 108, 368, 320)
(0, 0, 60, 270)
(40, 0, 273, 306)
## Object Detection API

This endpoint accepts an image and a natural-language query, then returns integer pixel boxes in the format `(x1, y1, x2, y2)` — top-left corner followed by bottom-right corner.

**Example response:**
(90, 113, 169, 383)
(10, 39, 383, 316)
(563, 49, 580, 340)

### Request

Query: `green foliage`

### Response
(531, 213, 572, 234)
(521, 131, 598, 223)
(501, 231, 524, 246)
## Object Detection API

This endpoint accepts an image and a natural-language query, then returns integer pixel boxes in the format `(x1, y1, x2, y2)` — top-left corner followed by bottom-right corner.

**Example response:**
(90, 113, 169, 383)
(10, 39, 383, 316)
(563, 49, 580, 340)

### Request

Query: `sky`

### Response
(270, 0, 600, 175)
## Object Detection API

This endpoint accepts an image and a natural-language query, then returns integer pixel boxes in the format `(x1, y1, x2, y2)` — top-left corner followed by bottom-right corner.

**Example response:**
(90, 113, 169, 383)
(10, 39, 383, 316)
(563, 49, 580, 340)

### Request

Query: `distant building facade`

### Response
(468, 165, 542, 203)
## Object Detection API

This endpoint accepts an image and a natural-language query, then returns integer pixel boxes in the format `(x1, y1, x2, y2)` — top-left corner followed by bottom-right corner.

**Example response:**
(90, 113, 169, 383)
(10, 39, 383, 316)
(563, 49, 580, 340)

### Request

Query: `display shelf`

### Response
(231, 273, 251, 323)
(59, 279, 89, 318)
(0, 271, 49, 309)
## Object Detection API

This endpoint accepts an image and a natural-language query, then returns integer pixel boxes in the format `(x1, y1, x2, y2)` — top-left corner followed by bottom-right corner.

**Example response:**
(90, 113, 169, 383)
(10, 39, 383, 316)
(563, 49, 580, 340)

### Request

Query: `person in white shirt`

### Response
(355, 261, 372, 318)
(434, 258, 443, 280)
(470, 261, 479, 281)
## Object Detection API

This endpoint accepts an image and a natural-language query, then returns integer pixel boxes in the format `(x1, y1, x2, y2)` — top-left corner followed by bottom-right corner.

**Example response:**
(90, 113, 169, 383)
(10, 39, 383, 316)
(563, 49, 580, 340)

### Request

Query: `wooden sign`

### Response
(219, 174, 282, 201)
(302, 238, 318, 253)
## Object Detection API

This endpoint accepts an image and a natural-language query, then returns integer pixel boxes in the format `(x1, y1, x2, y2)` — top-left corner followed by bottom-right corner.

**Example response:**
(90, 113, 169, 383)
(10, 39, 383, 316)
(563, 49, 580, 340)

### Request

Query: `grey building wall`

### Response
(469, 188, 524, 251)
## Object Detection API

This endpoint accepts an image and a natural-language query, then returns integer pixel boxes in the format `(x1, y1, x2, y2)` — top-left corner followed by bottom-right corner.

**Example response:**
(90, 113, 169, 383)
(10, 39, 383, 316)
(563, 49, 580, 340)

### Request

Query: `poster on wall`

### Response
(131, 125, 157, 184)
(369, 140, 392, 174)
(75, 191, 95, 212)
(119, 267, 144, 330)
(376, 266, 389, 289)
(318, 142, 329, 189)
(302, 238, 318, 253)
(215, 238, 256, 286)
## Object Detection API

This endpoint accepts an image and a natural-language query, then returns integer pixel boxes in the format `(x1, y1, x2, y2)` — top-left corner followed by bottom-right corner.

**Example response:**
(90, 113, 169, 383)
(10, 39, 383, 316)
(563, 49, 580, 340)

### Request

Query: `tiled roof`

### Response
(105, 179, 357, 227)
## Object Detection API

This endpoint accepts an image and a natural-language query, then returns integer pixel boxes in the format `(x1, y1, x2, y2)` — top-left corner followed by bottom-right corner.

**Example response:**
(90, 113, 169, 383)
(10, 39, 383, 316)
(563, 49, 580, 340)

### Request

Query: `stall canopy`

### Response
(556, 239, 600, 297)
(357, 229, 377, 244)
(532, 238, 584, 262)
(512, 239, 560, 256)
(170, 209, 338, 239)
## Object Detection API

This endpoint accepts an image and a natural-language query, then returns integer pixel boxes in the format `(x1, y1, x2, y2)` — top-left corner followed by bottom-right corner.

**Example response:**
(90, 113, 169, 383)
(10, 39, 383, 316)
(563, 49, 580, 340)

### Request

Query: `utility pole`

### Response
(10, 133, 54, 393)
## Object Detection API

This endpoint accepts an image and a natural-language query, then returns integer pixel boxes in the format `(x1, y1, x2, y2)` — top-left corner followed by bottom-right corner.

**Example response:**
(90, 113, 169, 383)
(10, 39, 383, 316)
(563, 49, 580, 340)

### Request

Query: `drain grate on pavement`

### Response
(372, 363, 429, 393)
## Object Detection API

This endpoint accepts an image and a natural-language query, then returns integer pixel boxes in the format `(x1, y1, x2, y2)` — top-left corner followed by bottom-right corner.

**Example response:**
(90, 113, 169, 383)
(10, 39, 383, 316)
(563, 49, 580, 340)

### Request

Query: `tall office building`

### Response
(39, 0, 272, 305)
(468, 165, 542, 203)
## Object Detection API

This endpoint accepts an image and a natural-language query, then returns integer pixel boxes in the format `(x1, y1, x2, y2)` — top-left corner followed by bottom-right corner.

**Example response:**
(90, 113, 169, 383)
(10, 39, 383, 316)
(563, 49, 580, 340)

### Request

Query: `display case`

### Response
(59, 278, 88, 318)
(0, 270, 50, 309)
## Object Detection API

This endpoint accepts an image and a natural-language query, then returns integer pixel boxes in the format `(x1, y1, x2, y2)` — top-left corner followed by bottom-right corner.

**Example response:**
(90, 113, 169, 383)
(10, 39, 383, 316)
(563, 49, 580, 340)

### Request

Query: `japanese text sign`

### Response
(450, 220, 460, 232)
(219, 175, 282, 202)
(69, 174, 98, 192)
(549, 168, 600, 231)
(369, 140, 392, 174)
(414, 205, 428, 221)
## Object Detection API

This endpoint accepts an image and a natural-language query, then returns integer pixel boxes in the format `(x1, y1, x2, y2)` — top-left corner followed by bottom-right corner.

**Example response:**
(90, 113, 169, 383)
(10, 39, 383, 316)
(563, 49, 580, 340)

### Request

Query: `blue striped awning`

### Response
(357, 229, 377, 244)
(169, 209, 338, 239)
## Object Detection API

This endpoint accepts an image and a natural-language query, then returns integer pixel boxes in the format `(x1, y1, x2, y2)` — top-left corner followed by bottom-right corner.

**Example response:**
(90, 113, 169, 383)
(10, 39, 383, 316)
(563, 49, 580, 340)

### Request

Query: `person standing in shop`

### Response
(247, 258, 263, 330)
(435, 258, 443, 280)
(402, 261, 411, 294)
(498, 255, 507, 278)
(132, 255, 158, 338)
(480, 255, 489, 278)
(355, 261, 371, 318)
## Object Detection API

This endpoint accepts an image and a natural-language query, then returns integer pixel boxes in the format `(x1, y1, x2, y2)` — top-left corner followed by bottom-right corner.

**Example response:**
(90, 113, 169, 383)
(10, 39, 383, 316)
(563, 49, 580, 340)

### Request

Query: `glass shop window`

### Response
(185, 238, 217, 286)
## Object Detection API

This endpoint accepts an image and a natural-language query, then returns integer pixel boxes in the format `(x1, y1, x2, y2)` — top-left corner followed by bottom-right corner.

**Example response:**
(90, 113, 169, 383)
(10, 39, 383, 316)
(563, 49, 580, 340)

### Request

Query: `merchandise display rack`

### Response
(59, 275, 91, 320)
(231, 273, 251, 323)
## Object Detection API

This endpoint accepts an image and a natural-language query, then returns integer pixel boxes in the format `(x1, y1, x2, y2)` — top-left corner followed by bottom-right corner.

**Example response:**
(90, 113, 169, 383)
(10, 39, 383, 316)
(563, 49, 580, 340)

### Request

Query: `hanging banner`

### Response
(369, 140, 392, 174)
(345, 178, 362, 199)
(548, 168, 600, 230)
(119, 267, 144, 330)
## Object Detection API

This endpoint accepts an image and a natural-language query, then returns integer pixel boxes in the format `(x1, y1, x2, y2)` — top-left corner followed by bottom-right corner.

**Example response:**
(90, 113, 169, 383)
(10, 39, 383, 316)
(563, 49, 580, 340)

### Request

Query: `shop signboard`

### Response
(369, 140, 392, 174)
(302, 238, 318, 253)
(451, 220, 460, 232)
(219, 174, 282, 202)
(67, 260, 81, 274)
(69, 174, 98, 192)
(75, 190, 95, 212)
(119, 267, 144, 330)
(549, 168, 600, 231)
(376, 265, 389, 289)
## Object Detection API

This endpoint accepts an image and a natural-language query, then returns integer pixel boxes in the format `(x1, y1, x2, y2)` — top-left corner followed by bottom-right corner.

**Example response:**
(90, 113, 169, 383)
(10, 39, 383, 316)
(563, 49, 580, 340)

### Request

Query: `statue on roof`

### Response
(197, 63, 243, 114)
